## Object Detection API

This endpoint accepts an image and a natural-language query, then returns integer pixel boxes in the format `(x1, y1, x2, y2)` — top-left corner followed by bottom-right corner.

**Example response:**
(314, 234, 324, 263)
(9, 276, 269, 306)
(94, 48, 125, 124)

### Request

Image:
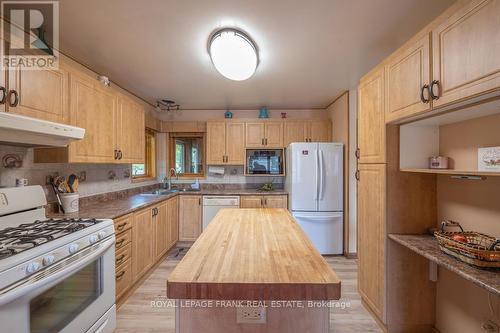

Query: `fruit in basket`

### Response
(452, 234, 468, 243)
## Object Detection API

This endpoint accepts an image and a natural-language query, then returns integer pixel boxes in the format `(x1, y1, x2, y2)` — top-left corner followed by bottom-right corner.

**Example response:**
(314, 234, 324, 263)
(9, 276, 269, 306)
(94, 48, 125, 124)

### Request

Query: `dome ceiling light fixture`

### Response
(208, 28, 259, 81)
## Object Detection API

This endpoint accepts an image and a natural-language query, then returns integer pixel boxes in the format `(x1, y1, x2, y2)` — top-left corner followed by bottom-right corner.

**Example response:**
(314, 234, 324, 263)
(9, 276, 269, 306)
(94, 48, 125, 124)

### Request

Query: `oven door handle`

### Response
(0, 237, 115, 307)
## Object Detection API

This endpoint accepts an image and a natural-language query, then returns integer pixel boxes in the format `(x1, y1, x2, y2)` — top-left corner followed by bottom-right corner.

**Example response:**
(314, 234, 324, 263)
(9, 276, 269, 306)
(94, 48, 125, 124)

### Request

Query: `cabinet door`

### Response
(264, 195, 287, 209)
(264, 122, 284, 147)
(179, 195, 202, 242)
(117, 96, 145, 163)
(68, 71, 117, 163)
(7, 62, 69, 123)
(308, 120, 331, 142)
(154, 202, 169, 261)
(245, 122, 265, 148)
(206, 121, 226, 165)
(284, 121, 307, 146)
(385, 34, 431, 122)
(225, 122, 246, 164)
(357, 164, 385, 320)
(132, 207, 154, 280)
(167, 196, 179, 248)
(432, 0, 500, 108)
(358, 67, 386, 164)
(240, 196, 263, 208)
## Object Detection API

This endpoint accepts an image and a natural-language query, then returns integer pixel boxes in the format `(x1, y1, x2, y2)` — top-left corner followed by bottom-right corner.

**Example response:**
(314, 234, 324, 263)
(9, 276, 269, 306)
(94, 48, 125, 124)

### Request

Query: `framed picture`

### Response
(478, 147, 500, 171)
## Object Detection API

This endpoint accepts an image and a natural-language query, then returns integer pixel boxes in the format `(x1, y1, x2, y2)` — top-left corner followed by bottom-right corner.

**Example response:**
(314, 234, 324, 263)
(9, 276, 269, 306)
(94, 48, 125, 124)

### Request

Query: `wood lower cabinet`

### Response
(114, 214, 133, 300)
(179, 195, 202, 242)
(358, 67, 386, 164)
(7, 62, 70, 124)
(240, 195, 288, 209)
(432, 0, 500, 108)
(357, 164, 386, 321)
(154, 201, 169, 261)
(132, 207, 154, 280)
(115, 256, 133, 300)
(167, 196, 179, 249)
(385, 34, 431, 122)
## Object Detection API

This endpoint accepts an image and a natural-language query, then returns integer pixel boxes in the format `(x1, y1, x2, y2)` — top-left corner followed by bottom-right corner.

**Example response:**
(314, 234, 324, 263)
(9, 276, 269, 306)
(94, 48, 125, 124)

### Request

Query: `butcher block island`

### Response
(167, 208, 341, 333)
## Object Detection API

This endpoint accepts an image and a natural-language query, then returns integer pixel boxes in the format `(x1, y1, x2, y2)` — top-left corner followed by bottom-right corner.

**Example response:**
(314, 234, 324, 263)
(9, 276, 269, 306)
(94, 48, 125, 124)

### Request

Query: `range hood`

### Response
(0, 112, 85, 147)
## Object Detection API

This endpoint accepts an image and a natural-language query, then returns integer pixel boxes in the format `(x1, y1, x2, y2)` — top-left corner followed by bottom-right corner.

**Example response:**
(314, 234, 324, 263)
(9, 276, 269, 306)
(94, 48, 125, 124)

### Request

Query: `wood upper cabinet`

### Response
(432, 0, 500, 108)
(167, 196, 179, 248)
(357, 163, 385, 321)
(358, 67, 386, 164)
(68, 70, 117, 163)
(385, 34, 431, 123)
(240, 195, 288, 209)
(206, 121, 245, 165)
(132, 207, 154, 280)
(154, 202, 169, 261)
(284, 121, 307, 146)
(308, 120, 331, 142)
(7, 62, 70, 124)
(117, 95, 145, 163)
(245, 122, 283, 148)
(178, 195, 202, 242)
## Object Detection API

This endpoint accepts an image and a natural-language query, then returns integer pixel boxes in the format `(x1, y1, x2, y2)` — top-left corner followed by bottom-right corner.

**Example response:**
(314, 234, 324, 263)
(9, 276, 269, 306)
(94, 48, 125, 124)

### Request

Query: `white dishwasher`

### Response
(202, 196, 240, 230)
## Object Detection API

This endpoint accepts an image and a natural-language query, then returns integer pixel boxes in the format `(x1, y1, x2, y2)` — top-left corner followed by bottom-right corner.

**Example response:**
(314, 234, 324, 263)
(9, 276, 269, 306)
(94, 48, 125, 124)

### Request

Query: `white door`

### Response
(292, 211, 343, 255)
(318, 143, 343, 212)
(288, 143, 318, 211)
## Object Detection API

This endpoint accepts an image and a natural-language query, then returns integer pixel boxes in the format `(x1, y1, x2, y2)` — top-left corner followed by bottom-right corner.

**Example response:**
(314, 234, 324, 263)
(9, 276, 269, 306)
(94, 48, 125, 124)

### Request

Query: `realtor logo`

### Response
(1, 1, 59, 70)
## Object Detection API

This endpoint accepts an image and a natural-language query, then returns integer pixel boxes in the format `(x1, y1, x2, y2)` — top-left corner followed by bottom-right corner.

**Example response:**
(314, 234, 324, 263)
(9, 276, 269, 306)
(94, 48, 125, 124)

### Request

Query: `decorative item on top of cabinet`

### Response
(385, 33, 431, 123)
(431, 0, 500, 108)
(240, 195, 287, 209)
(358, 66, 386, 164)
(245, 121, 283, 148)
(356, 163, 386, 322)
(178, 195, 202, 242)
(206, 121, 245, 165)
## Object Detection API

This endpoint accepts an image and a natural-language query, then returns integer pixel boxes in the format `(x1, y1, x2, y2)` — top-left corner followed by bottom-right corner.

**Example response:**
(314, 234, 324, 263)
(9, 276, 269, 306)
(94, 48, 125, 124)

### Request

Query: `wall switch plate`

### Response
(236, 306, 266, 324)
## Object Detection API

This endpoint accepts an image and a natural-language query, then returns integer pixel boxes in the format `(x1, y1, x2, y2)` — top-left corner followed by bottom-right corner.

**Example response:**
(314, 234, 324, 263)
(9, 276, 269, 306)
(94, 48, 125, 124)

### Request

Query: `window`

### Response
(132, 129, 156, 180)
(169, 133, 205, 178)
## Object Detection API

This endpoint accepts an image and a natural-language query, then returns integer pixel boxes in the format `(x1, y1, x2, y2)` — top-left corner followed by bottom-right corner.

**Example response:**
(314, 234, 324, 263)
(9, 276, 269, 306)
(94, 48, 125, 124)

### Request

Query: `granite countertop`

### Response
(388, 234, 499, 296)
(49, 188, 288, 220)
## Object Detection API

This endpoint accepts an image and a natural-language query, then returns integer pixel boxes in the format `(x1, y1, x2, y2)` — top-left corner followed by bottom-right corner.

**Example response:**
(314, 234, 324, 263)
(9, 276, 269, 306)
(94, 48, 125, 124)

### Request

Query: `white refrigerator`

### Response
(285, 143, 343, 254)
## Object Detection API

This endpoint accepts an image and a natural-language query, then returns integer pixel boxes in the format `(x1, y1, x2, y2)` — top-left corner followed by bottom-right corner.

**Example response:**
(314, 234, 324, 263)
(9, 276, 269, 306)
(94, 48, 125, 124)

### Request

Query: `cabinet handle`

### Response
(0, 87, 6, 104)
(116, 271, 125, 280)
(114, 150, 119, 160)
(116, 239, 125, 248)
(265, 138, 268, 145)
(116, 222, 127, 231)
(355, 148, 360, 159)
(420, 84, 430, 104)
(264, 198, 267, 206)
(261, 138, 264, 145)
(118, 150, 123, 160)
(355, 170, 360, 181)
(199, 197, 202, 205)
(260, 198, 263, 206)
(430, 80, 440, 100)
(8, 90, 19, 107)
(116, 254, 126, 265)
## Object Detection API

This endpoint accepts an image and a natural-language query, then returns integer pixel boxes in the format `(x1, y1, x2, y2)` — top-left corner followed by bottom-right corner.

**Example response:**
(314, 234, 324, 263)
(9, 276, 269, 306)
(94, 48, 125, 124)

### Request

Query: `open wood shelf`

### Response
(388, 234, 499, 296)
(400, 168, 500, 177)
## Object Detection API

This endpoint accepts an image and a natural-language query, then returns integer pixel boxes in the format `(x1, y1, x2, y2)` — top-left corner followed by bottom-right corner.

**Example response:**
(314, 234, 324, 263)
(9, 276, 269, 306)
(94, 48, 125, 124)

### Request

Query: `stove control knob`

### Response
(97, 231, 106, 239)
(89, 234, 99, 244)
(26, 262, 41, 274)
(68, 243, 79, 254)
(42, 255, 55, 266)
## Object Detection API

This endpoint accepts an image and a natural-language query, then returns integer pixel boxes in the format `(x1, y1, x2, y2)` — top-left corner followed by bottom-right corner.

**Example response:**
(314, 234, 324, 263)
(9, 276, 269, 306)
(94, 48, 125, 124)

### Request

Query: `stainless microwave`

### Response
(246, 149, 283, 175)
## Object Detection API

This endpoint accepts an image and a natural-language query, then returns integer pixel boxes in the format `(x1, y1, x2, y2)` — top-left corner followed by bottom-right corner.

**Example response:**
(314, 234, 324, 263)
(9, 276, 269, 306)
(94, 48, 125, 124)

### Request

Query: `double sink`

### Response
(140, 188, 201, 196)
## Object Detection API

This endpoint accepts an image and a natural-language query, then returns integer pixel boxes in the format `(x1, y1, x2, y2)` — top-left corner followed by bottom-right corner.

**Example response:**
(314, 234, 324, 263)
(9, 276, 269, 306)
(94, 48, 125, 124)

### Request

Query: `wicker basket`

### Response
(434, 221, 500, 269)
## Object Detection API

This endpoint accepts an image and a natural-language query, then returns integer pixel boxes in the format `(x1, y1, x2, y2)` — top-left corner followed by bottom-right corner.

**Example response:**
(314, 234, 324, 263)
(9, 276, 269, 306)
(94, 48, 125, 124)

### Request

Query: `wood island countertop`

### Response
(167, 208, 341, 301)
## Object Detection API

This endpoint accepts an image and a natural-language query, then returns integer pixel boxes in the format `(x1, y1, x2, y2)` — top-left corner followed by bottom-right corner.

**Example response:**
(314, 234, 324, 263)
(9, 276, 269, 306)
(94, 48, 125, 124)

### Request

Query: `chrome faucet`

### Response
(164, 168, 178, 190)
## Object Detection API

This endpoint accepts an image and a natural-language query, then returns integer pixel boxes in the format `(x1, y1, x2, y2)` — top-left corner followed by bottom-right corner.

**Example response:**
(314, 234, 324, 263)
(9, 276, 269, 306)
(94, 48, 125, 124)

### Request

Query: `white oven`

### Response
(0, 236, 116, 333)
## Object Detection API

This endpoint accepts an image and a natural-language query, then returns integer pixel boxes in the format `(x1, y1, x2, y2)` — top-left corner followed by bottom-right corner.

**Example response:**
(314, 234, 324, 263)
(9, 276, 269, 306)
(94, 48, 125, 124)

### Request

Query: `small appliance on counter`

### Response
(246, 149, 283, 175)
(429, 156, 449, 169)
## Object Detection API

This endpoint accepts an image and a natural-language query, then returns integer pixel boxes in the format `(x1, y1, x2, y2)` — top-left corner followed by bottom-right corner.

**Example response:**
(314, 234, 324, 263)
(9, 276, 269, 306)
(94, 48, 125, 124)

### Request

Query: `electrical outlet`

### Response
(482, 320, 499, 333)
(236, 306, 266, 324)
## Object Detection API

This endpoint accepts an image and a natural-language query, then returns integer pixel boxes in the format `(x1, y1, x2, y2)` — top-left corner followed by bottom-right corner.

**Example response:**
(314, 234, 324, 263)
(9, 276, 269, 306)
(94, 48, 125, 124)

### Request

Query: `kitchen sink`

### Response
(140, 188, 200, 195)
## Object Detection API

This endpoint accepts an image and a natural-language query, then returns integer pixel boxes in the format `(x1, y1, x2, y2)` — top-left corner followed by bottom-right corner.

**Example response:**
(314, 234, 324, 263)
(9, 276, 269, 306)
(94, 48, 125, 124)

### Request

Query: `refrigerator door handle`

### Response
(319, 150, 324, 200)
(315, 149, 319, 201)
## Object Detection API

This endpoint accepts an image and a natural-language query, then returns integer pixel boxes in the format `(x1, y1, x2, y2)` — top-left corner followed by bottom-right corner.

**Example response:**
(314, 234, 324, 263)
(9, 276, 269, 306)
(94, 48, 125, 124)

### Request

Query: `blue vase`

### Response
(224, 110, 233, 119)
(258, 107, 269, 119)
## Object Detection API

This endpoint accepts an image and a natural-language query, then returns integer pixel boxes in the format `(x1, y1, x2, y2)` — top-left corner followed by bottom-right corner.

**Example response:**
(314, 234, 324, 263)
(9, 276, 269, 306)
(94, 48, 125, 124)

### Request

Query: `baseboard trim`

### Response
(345, 252, 358, 259)
(361, 298, 388, 333)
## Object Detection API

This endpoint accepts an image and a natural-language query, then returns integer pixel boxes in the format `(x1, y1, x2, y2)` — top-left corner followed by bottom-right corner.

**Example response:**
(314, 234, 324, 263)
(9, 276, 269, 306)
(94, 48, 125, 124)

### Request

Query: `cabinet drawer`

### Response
(115, 242, 132, 268)
(115, 258, 132, 300)
(114, 214, 133, 233)
(115, 229, 132, 250)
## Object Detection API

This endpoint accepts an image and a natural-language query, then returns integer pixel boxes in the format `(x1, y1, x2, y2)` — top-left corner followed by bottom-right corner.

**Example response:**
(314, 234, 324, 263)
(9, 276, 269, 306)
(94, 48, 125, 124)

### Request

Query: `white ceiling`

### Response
(59, 0, 455, 109)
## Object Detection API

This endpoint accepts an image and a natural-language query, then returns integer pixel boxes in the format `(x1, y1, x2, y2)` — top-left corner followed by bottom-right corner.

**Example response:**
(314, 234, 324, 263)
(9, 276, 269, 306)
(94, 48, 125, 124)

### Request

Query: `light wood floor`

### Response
(115, 248, 382, 333)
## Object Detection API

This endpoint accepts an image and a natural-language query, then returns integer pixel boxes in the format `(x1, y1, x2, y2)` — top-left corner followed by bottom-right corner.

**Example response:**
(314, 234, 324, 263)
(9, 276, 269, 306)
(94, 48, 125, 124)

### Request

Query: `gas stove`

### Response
(0, 218, 104, 259)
